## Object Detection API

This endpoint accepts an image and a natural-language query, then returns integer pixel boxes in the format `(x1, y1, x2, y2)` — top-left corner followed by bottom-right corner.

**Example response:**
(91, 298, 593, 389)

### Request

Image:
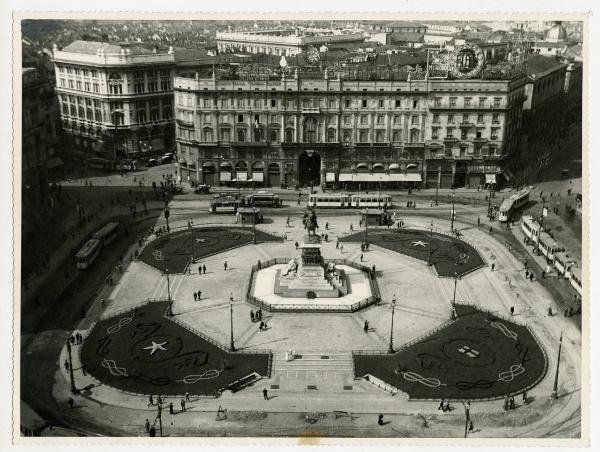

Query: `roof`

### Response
(385, 21, 427, 29)
(61, 40, 169, 55)
(525, 54, 567, 77)
(389, 32, 425, 43)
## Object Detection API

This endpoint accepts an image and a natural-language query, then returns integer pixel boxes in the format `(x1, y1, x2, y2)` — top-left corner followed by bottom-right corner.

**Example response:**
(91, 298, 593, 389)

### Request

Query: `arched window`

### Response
(203, 128, 213, 142)
(303, 117, 318, 143)
(285, 128, 294, 142)
(237, 129, 246, 142)
(150, 109, 159, 122)
(410, 129, 420, 143)
(269, 130, 278, 142)
(137, 110, 146, 123)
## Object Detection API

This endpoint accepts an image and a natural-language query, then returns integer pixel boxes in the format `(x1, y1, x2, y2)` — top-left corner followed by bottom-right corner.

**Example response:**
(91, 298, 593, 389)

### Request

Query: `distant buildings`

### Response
(216, 29, 365, 56)
(53, 40, 177, 163)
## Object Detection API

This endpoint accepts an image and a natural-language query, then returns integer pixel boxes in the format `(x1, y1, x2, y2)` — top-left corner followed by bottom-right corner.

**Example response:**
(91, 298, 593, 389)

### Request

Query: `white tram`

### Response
(499, 189, 530, 222)
(307, 193, 351, 208)
(554, 251, 575, 279)
(521, 215, 542, 244)
(92, 222, 120, 246)
(76, 239, 101, 270)
(350, 194, 392, 208)
(537, 231, 564, 262)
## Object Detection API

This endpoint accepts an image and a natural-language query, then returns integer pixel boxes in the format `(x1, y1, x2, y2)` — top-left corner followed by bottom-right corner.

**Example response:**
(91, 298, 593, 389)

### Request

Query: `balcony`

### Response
(459, 121, 476, 128)
(301, 107, 320, 114)
(443, 137, 458, 143)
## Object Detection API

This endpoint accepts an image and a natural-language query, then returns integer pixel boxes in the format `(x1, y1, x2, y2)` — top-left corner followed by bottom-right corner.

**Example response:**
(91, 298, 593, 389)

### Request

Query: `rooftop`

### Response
(60, 40, 171, 55)
(525, 54, 567, 78)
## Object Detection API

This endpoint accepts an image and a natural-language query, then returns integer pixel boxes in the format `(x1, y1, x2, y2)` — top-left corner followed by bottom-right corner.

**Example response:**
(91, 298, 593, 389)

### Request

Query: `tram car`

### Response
(569, 267, 583, 298)
(537, 231, 565, 262)
(244, 191, 281, 208)
(208, 196, 243, 213)
(92, 222, 120, 246)
(308, 193, 351, 208)
(76, 239, 102, 270)
(521, 215, 541, 244)
(553, 251, 576, 279)
(350, 194, 392, 208)
(499, 189, 530, 222)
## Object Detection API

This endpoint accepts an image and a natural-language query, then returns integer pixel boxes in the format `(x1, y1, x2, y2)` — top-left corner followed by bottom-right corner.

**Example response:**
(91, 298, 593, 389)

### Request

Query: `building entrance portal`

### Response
(298, 150, 321, 187)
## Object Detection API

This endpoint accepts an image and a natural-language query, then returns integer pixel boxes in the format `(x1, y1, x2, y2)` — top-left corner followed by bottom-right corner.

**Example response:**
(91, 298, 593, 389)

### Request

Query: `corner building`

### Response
(174, 72, 527, 189)
(53, 41, 176, 163)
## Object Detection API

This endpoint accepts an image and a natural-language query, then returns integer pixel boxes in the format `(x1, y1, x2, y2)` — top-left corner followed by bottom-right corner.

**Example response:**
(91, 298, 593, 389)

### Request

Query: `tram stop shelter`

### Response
(361, 208, 390, 226)
(237, 207, 262, 225)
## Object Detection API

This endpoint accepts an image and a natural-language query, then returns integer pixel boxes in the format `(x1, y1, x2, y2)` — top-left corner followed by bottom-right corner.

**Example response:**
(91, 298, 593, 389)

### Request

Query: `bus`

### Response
(245, 192, 281, 207)
(308, 193, 351, 208)
(209, 196, 242, 213)
(350, 194, 392, 208)
(537, 231, 564, 262)
(521, 215, 541, 244)
(76, 239, 101, 270)
(499, 189, 530, 222)
(554, 251, 575, 279)
(86, 157, 114, 171)
(92, 222, 120, 246)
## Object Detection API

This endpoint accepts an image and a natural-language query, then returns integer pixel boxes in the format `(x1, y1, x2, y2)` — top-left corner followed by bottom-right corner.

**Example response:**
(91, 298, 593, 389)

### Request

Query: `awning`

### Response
(406, 163, 418, 169)
(220, 172, 231, 182)
(485, 173, 497, 184)
(252, 172, 264, 182)
(337, 173, 422, 182)
(236, 172, 248, 181)
(388, 163, 400, 170)
(326, 172, 336, 182)
(355, 163, 369, 169)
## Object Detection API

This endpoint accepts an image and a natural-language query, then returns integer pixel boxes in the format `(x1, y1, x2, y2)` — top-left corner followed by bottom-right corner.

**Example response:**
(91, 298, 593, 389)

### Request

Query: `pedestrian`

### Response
(251, 310, 255, 322)
(504, 396, 509, 411)
(564, 308, 569, 317)
(541, 270, 546, 278)
(203, 264, 206, 274)
(529, 273, 534, 281)
(263, 388, 269, 400)
(340, 244, 344, 253)
(180, 399, 186, 412)
(438, 399, 445, 410)
(569, 307, 574, 316)
(198, 291, 202, 300)
(295, 241, 299, 250)
(64, 360, 69, 371)
(169, 402, 174, 415)
(194, 292, 198, 302)
(510, 306, 514, 316)
(145, 419, 150, 433)
(510, 396, 515, 410)
(491, 263, 495, 271)
(443, 401, 450, 412)
(148, 394, 154, 407)
(224, 261, 228, 271)
(350, 224, 353, 232)
(157, 395, 162, 406)
(489, 226, 493, 234)
(548, 307, 553, 316)
(363, 320, 369, 333)
(286, 216, 290, 226)
(525, 270, 530, 278)
(522, 392, 528, 404)
(325, 233, 329, 242)
(70, 336, 75, 345)
(335, 241, 339, 250)
(185, 392, 190, 402)
(372, 264, 376, 275)
(325, 222, 329, 230)
(378, 414, 384, 425)
(198, 266, 202, 275)
(468, 420, 474, 432)
(257, 260, 262, 269)
(360, 253, 364, 262)
(259, 321, 265, 331)
(67, 397, 74, 409)
(258, 308, 262, 320)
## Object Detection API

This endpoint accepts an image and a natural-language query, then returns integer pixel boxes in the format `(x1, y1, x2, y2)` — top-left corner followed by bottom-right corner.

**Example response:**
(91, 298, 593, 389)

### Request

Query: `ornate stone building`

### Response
(53, 41, 176, 163)
(174, 69, 527, 189)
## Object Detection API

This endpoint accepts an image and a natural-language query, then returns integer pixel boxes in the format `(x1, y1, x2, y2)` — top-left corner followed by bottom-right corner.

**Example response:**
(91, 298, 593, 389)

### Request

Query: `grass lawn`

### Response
(139, 227, 280, 273)
(341, 228, 486, 277)
(80, 301, 271, 396)
(354, 305, 547, 400)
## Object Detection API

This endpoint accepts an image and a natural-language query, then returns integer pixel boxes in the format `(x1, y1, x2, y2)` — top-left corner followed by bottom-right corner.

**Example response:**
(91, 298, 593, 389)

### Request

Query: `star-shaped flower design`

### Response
(195, 238, 206, 243)
(412, 240, 428, 247)
(143, 341, 168, 355)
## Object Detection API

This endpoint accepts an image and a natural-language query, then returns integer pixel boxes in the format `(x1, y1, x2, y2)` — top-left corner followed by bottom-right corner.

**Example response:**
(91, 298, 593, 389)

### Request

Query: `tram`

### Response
(499, 189, 530, 222)
(350, 194, 392, 208)
(307, 193, 351, 208)
(76, 239, 101, 270)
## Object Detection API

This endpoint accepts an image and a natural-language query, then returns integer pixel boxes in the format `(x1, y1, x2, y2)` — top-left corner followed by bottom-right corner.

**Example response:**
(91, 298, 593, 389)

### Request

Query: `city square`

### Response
(15, 16, 586, 442)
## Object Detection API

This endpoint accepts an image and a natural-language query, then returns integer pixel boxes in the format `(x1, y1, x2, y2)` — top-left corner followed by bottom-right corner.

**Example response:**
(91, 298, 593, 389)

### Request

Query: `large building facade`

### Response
(174, 71, 527, 189)
(53, 41, 176, 163)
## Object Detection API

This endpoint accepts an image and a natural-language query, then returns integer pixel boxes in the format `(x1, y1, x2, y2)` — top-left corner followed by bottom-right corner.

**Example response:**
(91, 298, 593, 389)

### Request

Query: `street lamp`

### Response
(450, 190, 456, 232)
(427, 220, 434, 266)
(451, 271, 459, 320)
(166, 267, 173, 316)
(388, 294, 397, 354)
(66, 334, 77, 394)
(189, 220, 195, 262)
(229, 292, 236, 351)
(164, 207, 170, 232)
(463, 401, 471, 438)
(551, 332, 563, 400)
(111, 109, 124, 165)
(435, 165, 441, 206)
(252, 208, 257, 244)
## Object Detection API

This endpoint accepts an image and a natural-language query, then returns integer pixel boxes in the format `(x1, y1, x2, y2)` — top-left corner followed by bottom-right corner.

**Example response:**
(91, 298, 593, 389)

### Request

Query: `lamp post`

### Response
(253, 208, 257, 244)
(452, 271, 459, 319)
(363, 209, 368, 244)
(427, 220, 434, 266)
(111, 109, 124, 166)
(164, 207, 170, 231)
(551, 332, 563, 400)
(166, 267, 173, 316)
(388, 294, 397, 353)
(156, 401, 163, 437)
(463, 401, 471, 438)
(229, 293, 236, 351)
(534, 201, 547, 255)
(450, 190, 456, 232)
(435, 165, 441, 206)
(189, 220, 195, 262)
(66, 334, 77, 394)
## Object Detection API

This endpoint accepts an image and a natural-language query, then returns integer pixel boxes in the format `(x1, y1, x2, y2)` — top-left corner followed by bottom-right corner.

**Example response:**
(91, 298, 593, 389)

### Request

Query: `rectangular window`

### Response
(433, 114, 440, 124)
(413, 100, 418, 109)
(378, 99, 384, 108)
(360, 115, 367, 125)
(161, 80, 170, 91)
(84, 82, 90, 92)
(395, 99, 401, 108)
(237, 114, 244, 123)
(411, 115, 418, 125)
(270, 99, 276, 107)
(449, 97, 456, 107)
(376, 115, 384, 125)
(492, 114, 499, 124)
(60, 78, 66, 87)
(491, 128, 499, 140)
(446, 127, 454, 138)
(462, 114, 469, 123)
(461, 129, 467, 140)
(68, 80, 74, 89)
(204, 114, 210, 123)
(345, 99, 351, 108)
(431, 127, 439, 140)
(479, 97, 486, 108)
(361, 99, 367, 108)
(359, 130, 368, 142)
(448, 114, 454, 123)
(328, 99, 336, 108)
(434, 97, 442, 107)
(91, 70, 98, 78)
(238, 98, 245, 108)
(464, 97, 472, 107)
(203, 99, 211, 108)
(393, 115, 400, 124)
(477, 114, 484, 123)
(493, 97, 501, 108)
(344, 115, 351, 125)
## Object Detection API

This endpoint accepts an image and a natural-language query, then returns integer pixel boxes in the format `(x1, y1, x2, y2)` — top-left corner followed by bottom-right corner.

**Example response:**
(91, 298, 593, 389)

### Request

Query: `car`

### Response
(194, 184, 211, 194)
(146, 159, 158, 167)
(160, 153, 174, 164)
